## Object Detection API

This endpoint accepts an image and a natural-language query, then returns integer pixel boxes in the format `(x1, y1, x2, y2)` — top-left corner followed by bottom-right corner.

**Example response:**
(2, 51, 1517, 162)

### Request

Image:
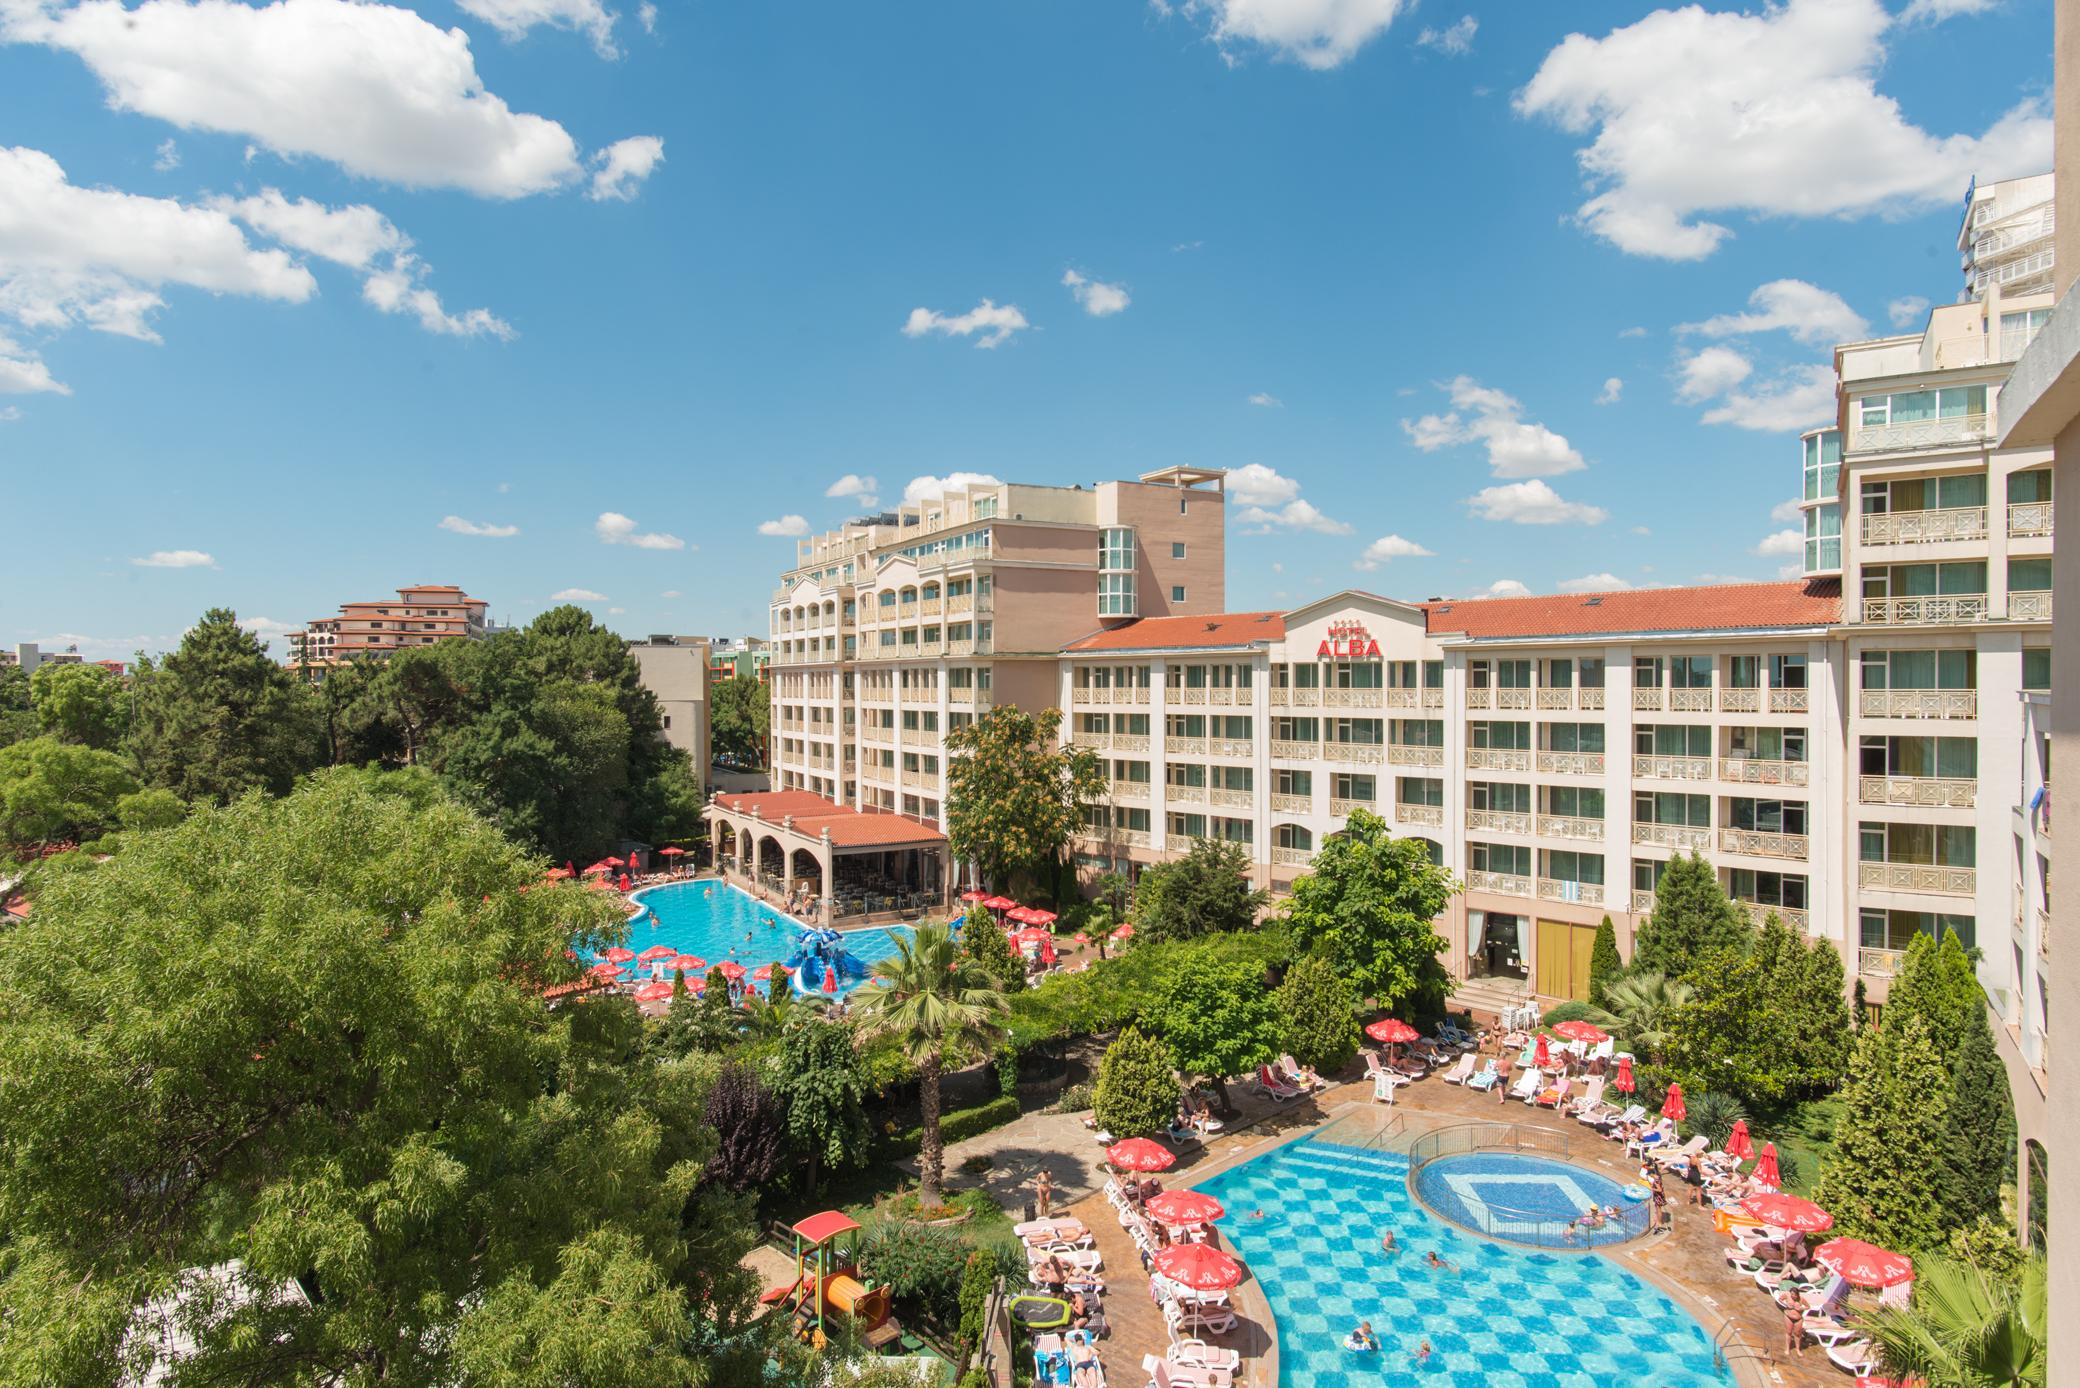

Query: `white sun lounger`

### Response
(1165, 1339, 1240, 1373)
(1509, 1067, 1542, 1102)
(1440, 1054, 1477, 1085)
(1826, 1340, 1880, 1376)
(1144, 1353, 1230, 1388)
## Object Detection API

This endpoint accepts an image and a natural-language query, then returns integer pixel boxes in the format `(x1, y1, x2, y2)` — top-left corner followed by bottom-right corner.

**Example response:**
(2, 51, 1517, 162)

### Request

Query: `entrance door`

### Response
(1534, 918, 1599, 1001)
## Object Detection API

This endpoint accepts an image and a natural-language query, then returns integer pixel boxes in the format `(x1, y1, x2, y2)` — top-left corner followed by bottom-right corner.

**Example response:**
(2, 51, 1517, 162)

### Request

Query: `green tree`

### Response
(1815, 1013, 1953, 1253)
(0, 736, 138, 852)
(1586, 915, 1623, 1007)
(0, 768, 757, 1387)
(1789, 933, 1854, 1090)
(943, 706, 1103, 897)
(1092, 1024, 1181, 1139)
(1133, 837, 1266, 943)
(769, 1019, 872, 1193)
(1592, 972, 1692, 1062)
(1274, 954, 1359, 1071)
(1939, 1020, 2015, 1231)
(1149, 954, 1283, 1110)
(114, 787, 187, 833)
(126, 609, 324, 804)
(856, 922, 1009, 1202)
(961, 909, 1027, 994)
(0, 663, 34, 749)
(1859, 1254, 2046, 1388)
(1664, 914, 1846, 1108)
(1630, 852, 1751, 976)
(702, 1061, 791, 1194)
(1887, 929, 1986, 1062)
(29, 662, 127, 750)
(708, 675, 770, 767)
(1277, 809, 1453, 1013)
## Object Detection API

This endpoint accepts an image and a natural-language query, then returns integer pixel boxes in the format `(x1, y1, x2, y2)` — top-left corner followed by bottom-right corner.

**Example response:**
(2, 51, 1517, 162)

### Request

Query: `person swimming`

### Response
(1425, 1251, 1458, 1272)
(1344, 1320, 1377, 1351)
(1380, 1231, 1398, 1255)
(1411, 1339, 1432, 1366)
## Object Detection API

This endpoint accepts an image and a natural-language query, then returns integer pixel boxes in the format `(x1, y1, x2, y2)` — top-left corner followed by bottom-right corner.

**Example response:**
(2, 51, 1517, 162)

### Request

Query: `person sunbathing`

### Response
(1036, 1255, 1068, 1288)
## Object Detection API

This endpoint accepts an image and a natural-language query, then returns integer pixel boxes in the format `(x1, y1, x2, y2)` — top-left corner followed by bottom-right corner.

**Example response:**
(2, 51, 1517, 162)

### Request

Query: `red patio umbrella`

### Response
(1753, 1143, 1782, 1189)
(1106, 1138, 1176, 1172)
(960, 890, 990, 903)
(1661, 1082, 1687, 1122)
(587, 962, 624, 981)
(1815, 1238, 1915, 1289)
(1725, 1118, 1755, 1161)
(603, 947, 636, 963)
(717, 960, 747, 979)
(821, 964, 838, 993)
(668, 954, 706, 973)
(618, 873, 631, 892)
(1152, 1243, 1244, 1292)
(982, 895, 1016, 911)
(1365, 1019, 1419, 1045)
(1145, 1190, 1225, 1226)
(1111, 922, 1135, 941)
(1013, 927, 1052, 947)
(1740, 1192, 1833, 1233)
(583, 864, 611, 876)
(543, 867, 573, 880)
(636, 945, 675, 963)
(633, 980, 673, 1002)
(659, 846, 685, 857)
(1552, 1020, 1610, 1044)
(1071, 932, 1090, 944)
(751, 963, 777, 981)
(601, 856, 624, 868)
(1004, 906, 1035, 924)
(1533, 1033, 1552, 1068)
(1612, 1054, 1636, 1092)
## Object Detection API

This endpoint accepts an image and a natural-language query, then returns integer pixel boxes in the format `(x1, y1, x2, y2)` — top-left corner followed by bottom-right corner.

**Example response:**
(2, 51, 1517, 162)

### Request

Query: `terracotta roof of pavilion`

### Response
(1422, 579, 1841, 640)
(1061, 611, 1287, 653)
(709, 791, 946, 847)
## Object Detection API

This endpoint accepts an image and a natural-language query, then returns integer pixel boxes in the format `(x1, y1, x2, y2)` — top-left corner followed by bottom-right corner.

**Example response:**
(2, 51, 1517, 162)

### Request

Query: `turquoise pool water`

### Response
(599, 882, 911, 997)
(1412, 1150, 1645, 1249)
(1195, 1134, 1735, 1388)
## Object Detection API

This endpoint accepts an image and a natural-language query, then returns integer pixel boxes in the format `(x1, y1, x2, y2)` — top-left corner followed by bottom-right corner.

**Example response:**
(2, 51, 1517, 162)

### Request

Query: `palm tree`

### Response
(1859, 1254, 2046, 1388)
(1598, 971, 1694, 1062)
(856, 921, 1009, 1204)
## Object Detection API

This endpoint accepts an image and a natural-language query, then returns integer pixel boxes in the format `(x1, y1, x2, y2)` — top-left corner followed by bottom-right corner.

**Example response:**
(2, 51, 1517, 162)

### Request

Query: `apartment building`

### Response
(766, 467, 1228, 817)
(628, 635, 711, 802)
(286, 584, 495, 670)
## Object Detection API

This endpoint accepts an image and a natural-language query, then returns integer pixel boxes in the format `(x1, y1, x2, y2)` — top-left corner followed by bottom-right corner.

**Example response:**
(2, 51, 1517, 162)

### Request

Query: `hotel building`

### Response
(286, 584, 497, 671)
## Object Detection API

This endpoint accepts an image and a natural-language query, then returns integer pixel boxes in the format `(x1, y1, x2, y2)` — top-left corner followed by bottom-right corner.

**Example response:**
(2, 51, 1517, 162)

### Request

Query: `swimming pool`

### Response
(600, 881, 912, 997)
(1194, 1131, 1735, 1388)
(1413, 1150, 1644, 1249)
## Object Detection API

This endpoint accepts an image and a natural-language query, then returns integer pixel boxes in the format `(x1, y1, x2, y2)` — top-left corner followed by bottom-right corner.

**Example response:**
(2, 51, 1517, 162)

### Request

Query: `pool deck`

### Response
(1044, 1062, 1835, 1388)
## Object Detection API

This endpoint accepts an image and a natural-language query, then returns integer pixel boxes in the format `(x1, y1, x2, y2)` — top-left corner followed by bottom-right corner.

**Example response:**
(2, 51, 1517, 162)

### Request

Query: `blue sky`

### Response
(0, 0, 2056, 658)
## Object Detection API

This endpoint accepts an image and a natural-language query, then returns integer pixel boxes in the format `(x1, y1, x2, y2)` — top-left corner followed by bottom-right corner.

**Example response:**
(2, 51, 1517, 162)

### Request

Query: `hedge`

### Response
(1541, 1000, 1604, 1026)
(885, 1094, 1022, 1156)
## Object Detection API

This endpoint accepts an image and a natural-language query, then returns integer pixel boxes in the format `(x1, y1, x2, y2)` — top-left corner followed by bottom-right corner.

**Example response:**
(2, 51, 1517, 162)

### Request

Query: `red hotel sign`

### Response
(1318, 620, 1381, 659)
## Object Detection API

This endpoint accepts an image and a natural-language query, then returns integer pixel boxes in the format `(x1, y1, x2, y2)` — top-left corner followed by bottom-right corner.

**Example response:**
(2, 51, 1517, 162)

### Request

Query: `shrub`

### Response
(993, 1045, 1021, 1097)
(1587, 916, 1622, 1007)
(962, 909, 1026, 995)
(1093, 1025, 1180, 1139)
(1274, 954, 1359, 1071)
(1132, 837, 1265, 943)
(1541, 1000, 1602, 1026)
(1054, 1080, 1096, 1113)
(857, 1220, 972, 1329)
(1680, 1091, 1748, 1149)
(956, 1250, 992, 1362)
(1946, 1215, 2026, 1284)
(885, 1094, 1022, 1156)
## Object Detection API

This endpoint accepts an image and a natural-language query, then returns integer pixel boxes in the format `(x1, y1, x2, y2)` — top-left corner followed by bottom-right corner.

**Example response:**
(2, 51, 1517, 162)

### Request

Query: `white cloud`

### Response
(1631, 525, 1651, 536)
(1595, 377, 1622, 405)
(218, 189, 406, 269)
(1515, 0, 2051, 259)
(439, 514, 518, 537)
(1770, 497, 1804, 523)
(901, 299, 1028, 349)
(456, 0, 618, 57)
(595, 511, 685, 550)
(1900, 0, 1998, 20)
(1466, 479, 1608, 526)
(0, 332, 68, 395)
(902, 471, 1003, 506)
(1247, 392, 1282, 408)
(0, 405, 20, 421)
(1618, 325, 1647, 339)
(825, 473, 881, 508)
(152, 137, 178, 171)
(636, 1, 655, 31)
(1, 0, 653, 200)
(1557, 572, 1630, 593)
(238, 615, 297, 650)
(1225, 464, 1348, 533)
(1401, 375, 1586, 478)
(1061, 268, 1129, 317)
(131, 548, 216, 568)
(1355, 534, 1433, 569)
(1415, 15, 1475, 55)
(361, 257, 514, 339)
(1473, 579, 1532, 598)
(758, 514, 810, 538)
(551, 588, 606, 602)
(1701, 363, 1837, 433)
(1678, 279, 1868, 346)
(607, 605, 625, 614)
(1676, 346, 1754, 403)
(1236, 498, 1353, 535)
(1225, 462, 1301, 508)
(587, 135, 664, 202)
(1888, 295, 1931, 328)
(1755, 528, 1803, 557)
(1177, 0, 1410, 70)
(659, 589, 680, 599)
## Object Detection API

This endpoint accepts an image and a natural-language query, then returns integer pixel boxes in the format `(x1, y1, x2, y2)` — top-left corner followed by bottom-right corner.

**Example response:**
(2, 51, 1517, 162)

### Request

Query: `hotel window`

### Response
(1112, 759, 1150, 784)
(1328, 717, 1383, 745)
(1469, 720, 1530, 749)
(1863, 562, 1989, 601)
(1172, 542, 1187, 558)
(1731, 799, 1807, 836)
(1293, 662, 1320, 689)
(1541, 850, 1604, 889)
(879, 591, 896, 609)
(1728, 727, 1804, 763)
(1636, 724, 1711, 757)
(1857, 385, 1987, 428)
(1544, 786, 1603, 819)
(1471, 782, 1530, 812)
(1166, 763, 1208, 789)
(1727, 655, 1759, 689)
(2012, 558, 2052, 593)
(2009, 468, 2052, 504)
(1769, 653, 1808, 689)
(1542, 658, 1574, 689)
(1861, 822, 1974, 868)
(1541, 723, 1605, 753)
(1329, 660, 1382, 689)
(1171, 586, 1187, 603)
(1167, 714, 1207, 739)
(1168, 813, 1209, 839)
(1633, 859, 1671, 894)
(1861, 907, 1976, 953)
(1332, 774, 1377, 802)
(1860, 649, 1974, 692)
(1496, 659, 1531, 689)
(1214, 715, 1252, 740)
(1214, 765, 1253, 792)
(1633, 656, 1664, 689)
(1858, 735, 1975, 780)
(1861, 473, 1987, 515)
(1100, 527, 1135, 570)
(1214, 817, 1253, 844)
(2024, 649, 2050, 692)
(974, 495, 998, 518)
(1731, 870, 1807, 914)
(1098, 573, 1136, 618)
(1424, 660, 1445, 689)
(1469, 842, 1530, 876)
(1635, 792, 1710, 827)
(1276, 768, 1313, 796)
(1397, 776, 1443, 807)
(1669, 655, 1712, 690)
(1274, 717, 1320, 742)
(1117, 713, 1149, 736)
(1275, 824, 1313, 852)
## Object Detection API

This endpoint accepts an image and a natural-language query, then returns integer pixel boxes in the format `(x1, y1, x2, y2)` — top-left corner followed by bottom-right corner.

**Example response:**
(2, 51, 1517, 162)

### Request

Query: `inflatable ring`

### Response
(1009, 1294, 1071, 1331)
(1621, 1184, 1651, 1202)
(1343, 1337, 1378, 1353)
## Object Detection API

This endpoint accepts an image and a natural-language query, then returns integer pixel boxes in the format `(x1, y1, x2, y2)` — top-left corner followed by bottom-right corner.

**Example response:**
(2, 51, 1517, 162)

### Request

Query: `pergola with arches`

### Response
(704, 789, 950, 923)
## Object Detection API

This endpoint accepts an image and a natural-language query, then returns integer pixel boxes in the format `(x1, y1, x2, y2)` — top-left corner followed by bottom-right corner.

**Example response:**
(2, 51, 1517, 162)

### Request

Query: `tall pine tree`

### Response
(1938, 1018, 2015, 1229)
(1815, 1013, 1953, 1253)
(1631, 852, 1751, 976)
(1587, 915, 1623, 1007)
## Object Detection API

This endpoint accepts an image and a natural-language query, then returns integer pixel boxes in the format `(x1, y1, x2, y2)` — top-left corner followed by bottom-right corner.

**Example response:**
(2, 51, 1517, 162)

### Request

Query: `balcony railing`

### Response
(1269, 793, 1311, 814)
(1718, 688, 1760, 713)
(1633, 754, 1713, 781)
(1383, 689, 1421, 708)
(1323, 689, 1382, 708)
(1071, 732, 1109, 750)
(1859, 689, 1977, 720)
(1858, 946, 1907, 978)
(1535, 751, 1604, 776)
(1324, 743, 1386, 765)
(1208, 788, 1252, 809)
(1495, 689, 1532, 710)
(1720, 757, 1810, 787)
(1270, 740, 1318, 761)
(2008, 500, 2054, 538)
(1858, 774, 1976, 808)
(1537, 689, 1575, 709)
(1633, 688, 1664, 710)
(2011, 591, 2053, 621)
(1466, 809, 1531, 835)
(1770, 688, 1809, 713)
(1329, 797, 1374, 817)
(1538, 878, 1605, 906)
(1848, 413, 1992, 454)
(1538, 814, 1605, 842)
(1168, 784, 1206, 804)
(1466, 688, 1492, 709)
(1632, 822, 1712, 851)
(1423, 689, 1446, 709)
(1862, 595, 1988, 625)
(1270, 846, 1314, 867)
(1720, 828, 1809, 860)
(1465, 870, 1532, 897)
(1630, 890, 1656, 914)
(1395, 803, 1444, 827)
(1208, 738, 1254, 759)
(1113, 734, 1149, 753)
(1858, 862, 1975, 895)
(1860, 506, 1988, 545)
(1670, 689, 1713, 713)
(1168, 736, 1208, 757)
(1110, 781, 1149, 802)
(1466, 748, 1532, 772)
(1177, 689, 1208, 705)
(1388, 745, 1445, 767)
(1741, 901, 1809, 932)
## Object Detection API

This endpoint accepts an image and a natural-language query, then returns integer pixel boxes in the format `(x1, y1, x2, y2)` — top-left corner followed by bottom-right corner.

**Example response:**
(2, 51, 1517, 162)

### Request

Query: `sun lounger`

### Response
(1536, 1075, 1573, 1108)
(1143, 1353, 1230, 1388)
(1800, 1273, 1849, 1314)
(1161, 1298, 1237, 1337)
(1651, 1135, 1709, 1166)
(1030, 1244, 1103, 1272)
(1826, 1340, 1880, 1376)
(1466, 1059, 1501, 1090)
(1800, 1314, 1859, 1348)
(1253, 1064, 1301, 1101)
(1440, 1054, 1477, 1085)
(1566, 1076, 1605, 1114)
(1509, 1067, 1542, 1102)
(1278, 1054, 1328, 1092)
(1165, 1339, 1240, 1373)
(1166, 1122, 1204, 1147)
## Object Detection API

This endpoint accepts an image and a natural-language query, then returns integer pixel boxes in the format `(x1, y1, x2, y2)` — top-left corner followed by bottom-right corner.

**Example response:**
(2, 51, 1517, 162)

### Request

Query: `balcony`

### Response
(2008, 501, 2054, 538)
(1740, 901, 1809, 932)
(1466, 809, 1531, 835)
(1208, 738, 1254, 759)
(1208, 788, 1252, 809)
(1860, 507, 1989, 546)
(1858, 862, 1976, 895)
(1271, 846, 1314, 867)
(1465, 748, 1532, 772)
(1388, 744, 1445, 767)
(1495, 689, 1532, 710)
(1848, 413, 1992, 454)
(1383, 689, 1421, 708)
(1538, 814, 1605, 842)
(2011, 591, 2053, 621)
(1720, 828, 1809, 860)
(1535, 751, 1604, 776)
(1862, 595, 1988, 626)
(1630, 890, 1656, 914)
(1110, 781, 1149, 802)
(1113, 734, 1149, 753)
(946, 593, 974, 614)
(1466, 688, 1491, 709)
(1270, 739, 1319, 761)
(1168, 736, 1208, 757)
(920, 598, 943, 617)
(1071, 688, 1106, 705)
(1322, 689, 1383, 708)
(1859, 689, 1977, 720)
(1323, 743, 1386, 765)
(1717, 688, 1760, 713)
(1633, 754, 1713, 781)
(1858, 946, 1907, 978)
(1395, 803, 1444, 828)
(1632, 822, 1712, 851)
(1329, 796, 1374, 817)
(1537, 878, 1605, 906)
(1669, 689, 1713, 713)
(1770, 688, 1809, 713)
(1633, 688, 1664, 711)
(1169, 783, 1207, 805)
(1465, 870, 1533, 897)
(1269, 793, 1311, 814)
(1071, 732, 1109, 751)
(1424, 689, 1446, 709)
(1858, 775, 1976, 808)
(1537, 689, 1575, 710)
(1176, 689, 1209, 705)
(1720, 757, 1810, 787)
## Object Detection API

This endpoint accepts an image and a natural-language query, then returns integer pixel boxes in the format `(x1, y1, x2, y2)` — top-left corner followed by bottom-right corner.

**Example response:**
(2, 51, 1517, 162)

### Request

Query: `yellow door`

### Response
(1534, 919, 1571, 1000)
(1569, 923, 1598, 1001)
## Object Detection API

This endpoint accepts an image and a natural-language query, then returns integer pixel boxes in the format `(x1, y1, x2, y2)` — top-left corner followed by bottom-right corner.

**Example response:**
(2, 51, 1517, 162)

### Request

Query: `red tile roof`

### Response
(1423, 579, 1841, 641)
(709, 791, 946, 847)
(1062, 611, 1287, 653)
